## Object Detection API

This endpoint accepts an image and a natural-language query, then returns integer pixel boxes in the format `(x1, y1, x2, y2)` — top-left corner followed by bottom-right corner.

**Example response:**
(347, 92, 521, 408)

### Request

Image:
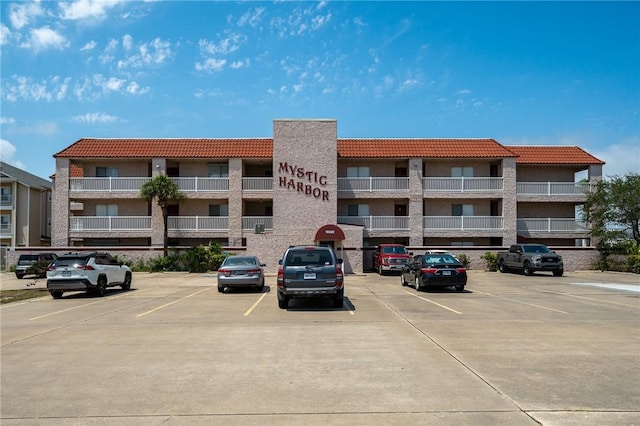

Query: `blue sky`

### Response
(1, 1, 639, 180)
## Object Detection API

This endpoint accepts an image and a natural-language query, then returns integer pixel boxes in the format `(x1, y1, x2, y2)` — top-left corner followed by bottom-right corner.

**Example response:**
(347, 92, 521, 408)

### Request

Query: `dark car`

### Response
(401, 253, 467, 292)
(277, 245, 344, 309)
(217, 255, 266, 292)
(14, 253, 57, 279)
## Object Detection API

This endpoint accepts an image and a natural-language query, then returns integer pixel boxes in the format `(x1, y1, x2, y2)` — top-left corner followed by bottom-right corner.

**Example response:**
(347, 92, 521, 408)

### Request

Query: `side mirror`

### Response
(260, 263, 266, 267)
(278, 259, 283, 265)
(337, 258, 343, 264)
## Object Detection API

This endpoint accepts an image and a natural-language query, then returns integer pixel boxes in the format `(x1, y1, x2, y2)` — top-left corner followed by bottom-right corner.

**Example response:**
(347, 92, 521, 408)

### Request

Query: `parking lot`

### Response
(1, 269, 639, 425)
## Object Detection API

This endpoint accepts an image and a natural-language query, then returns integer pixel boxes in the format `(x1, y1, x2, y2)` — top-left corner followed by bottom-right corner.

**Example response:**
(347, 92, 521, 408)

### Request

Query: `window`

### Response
(96, 167, 118, 177)
(451, 167, 474, 177)
(208, 163, 229, 178)
(347, 166, 370, 177)
(347, 204, 369, 216)
(0, 215, 10, 230)
(451, 204, 474, 216)
(96, 204, 118, 216)
(452, 242, 474, 246)
(0, 188, 10, 204)
(209, 204, 229, 216)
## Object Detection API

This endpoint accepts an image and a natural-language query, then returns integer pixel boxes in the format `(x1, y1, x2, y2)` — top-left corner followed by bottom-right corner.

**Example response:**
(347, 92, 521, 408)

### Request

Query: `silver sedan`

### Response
(217, 255, 266, 293)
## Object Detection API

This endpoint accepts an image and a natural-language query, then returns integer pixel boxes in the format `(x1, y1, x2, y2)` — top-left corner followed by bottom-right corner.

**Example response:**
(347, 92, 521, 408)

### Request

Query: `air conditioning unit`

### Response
(254, 224, 265, 234)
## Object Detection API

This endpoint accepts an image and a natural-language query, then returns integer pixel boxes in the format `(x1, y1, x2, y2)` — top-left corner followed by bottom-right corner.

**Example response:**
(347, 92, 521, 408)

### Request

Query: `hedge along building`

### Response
(51, 119, 604, 273)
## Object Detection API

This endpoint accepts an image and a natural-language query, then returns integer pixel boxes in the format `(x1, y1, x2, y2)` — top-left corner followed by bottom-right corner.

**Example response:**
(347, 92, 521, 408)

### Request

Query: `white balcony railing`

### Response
(70, 216, 151, 231)
(518, 218, 588, 233)
(168, 216, 229, 231)
(337, 216, 410, 231)
(0, 194, 12, 205)
(517, 182, 590, 196)
(423, 177, 503, 192)
(69, 177, 229, 192)
(338, 177, 409, 192)
(172, 177, 229, 192)
(242, 217, 273, 231)
(0, 224, 12, 234)
(242, 177, 273, 191)
(423, 216, 503, 230)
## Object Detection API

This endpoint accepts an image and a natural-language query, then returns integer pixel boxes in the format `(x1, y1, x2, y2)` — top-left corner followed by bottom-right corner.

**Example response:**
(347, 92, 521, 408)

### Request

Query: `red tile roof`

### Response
(337, 138, 517, 158)
(69, 163, 84, 177)
(54, 138, 273, 159)
(506, 146, 604, 165)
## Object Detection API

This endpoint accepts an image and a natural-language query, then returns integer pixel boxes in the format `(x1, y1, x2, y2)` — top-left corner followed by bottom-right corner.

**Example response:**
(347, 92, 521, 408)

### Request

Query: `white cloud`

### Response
(80, 40, 97, 51)
(122, 34, 133, 50)
(126, 81, 149, 95)
(1, 75, 71, 102)
(1, 24, 11, 45)
(195, 58, 227, 72)
(22, 26, 69, 51)
(230, 59, 250, 69)
(591, 136, 640, 178)
(0, 139, 21, 166)
(199, 34, 245, 55)
(0, 117, 16, 125)
(71, 112, 119, 123)
(237, 7, 265, 27)
(117, 37, 173, 69)
(456, 89, 471, 95)
(8, 2, 44, 30)
(58, 0, 125, 21)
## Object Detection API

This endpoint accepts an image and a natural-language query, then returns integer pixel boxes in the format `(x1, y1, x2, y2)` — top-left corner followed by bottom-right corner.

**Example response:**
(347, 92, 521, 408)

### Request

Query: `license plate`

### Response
(233, 271, 247, 275)
(441, 270, 451, 276)
(304, 272, 316, 280)
(62, 271, 71, 277)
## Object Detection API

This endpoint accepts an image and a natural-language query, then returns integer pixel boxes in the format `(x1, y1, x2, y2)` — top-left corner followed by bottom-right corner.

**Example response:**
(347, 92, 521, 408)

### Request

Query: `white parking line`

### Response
(402, 290, 463, 314)
(474, 289, 567, 314)
(571, 282, 640, 293)
(136, 287, 211, 317)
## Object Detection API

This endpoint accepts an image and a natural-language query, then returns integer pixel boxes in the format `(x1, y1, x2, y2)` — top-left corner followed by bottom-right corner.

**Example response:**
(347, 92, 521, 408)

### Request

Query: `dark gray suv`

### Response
(276, 245, 344, 309)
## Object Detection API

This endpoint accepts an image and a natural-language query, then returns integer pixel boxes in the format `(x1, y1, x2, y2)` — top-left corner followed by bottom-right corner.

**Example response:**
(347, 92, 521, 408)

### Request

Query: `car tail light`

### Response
(47, 265, 56, 271)
(336, 264, 344, 288)
(277, 265, 284, 287)
(421, 267, 438, 274)
(247, 268, 261, 274)
(77, 265, 95, 270)
(218, 268, 231, 277)
(456, 267, 466, 273)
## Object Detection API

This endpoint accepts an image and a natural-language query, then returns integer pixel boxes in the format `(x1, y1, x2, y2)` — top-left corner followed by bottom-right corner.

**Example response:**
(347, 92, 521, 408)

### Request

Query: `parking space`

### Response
(1, 270, 639, 425)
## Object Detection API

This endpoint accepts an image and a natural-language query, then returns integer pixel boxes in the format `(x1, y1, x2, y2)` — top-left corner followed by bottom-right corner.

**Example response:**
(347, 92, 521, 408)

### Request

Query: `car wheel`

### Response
(95, 277, 107, 297)
(217, 285, 224, 293)
(333, 289, 344, 308)
(553, 270, 564, 277)
(455, 285, 465, 292)
(414, 276, 422, 291)
(523, 262, 533, 276)
(277, 291, 289, 309)
(50, 290, 63, 299)
(498, 260, 507, 273)
(16, 274, 24, 279)
(257, 279, 265, 292)
(400, 274, 407, 286)
(121, 273, 132, 291)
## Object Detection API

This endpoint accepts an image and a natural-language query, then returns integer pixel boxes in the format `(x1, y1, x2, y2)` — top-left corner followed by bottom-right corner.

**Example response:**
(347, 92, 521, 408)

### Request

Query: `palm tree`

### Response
(140, 175, 186, 257)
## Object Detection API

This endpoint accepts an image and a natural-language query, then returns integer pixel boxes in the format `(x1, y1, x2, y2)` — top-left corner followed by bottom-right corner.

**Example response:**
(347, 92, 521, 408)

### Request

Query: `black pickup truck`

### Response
(497, 244, 564, 276)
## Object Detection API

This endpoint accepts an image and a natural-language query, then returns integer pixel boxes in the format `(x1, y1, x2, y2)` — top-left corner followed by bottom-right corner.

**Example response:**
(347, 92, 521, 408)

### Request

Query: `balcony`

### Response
(242, 216, 273, 231)
(338, 216, 410, 231)
(338, 177, 410, 193)
(423, 216, 503, 230)
(242, 178, 273, 192)
(0, 223, 12, 236)
(518, 218, 588, 233)
(69, 177, 229, 193)
(70, 216, 151, 231)
(423, 177, 503, 192)
(168, 216, 229, 231)
(0, 194, 13, 208)
(517, 182, 590, 196)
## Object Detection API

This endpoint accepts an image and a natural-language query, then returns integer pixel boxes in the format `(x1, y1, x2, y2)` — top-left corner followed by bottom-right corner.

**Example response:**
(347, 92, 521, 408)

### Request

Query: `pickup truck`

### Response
(497, 244, 563, 276)
(373, 244, 412, 275)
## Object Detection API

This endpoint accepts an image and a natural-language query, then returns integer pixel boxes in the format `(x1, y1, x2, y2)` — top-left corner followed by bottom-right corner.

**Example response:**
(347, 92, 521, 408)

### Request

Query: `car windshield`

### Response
(18, 255, 39, 263)
(287, 251, 333, 266)
(224, 257, 257, 266)
(523, 245, 551, 254)
(423, 254, 459, 265)
(382, 246, 407, 254)
(53, 256, 89, 267)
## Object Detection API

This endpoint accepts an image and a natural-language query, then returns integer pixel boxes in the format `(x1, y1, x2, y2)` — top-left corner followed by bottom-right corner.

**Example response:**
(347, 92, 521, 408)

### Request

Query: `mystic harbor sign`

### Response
(277, 162, 330, 201)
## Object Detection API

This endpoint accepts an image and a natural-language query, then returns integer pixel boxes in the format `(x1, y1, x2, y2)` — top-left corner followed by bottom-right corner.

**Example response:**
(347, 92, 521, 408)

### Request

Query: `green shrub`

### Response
(456, 253, 470, 269)
(181, 243, 228, 273)
(481, 252, 498, 272)
(626, 255, 640, 274)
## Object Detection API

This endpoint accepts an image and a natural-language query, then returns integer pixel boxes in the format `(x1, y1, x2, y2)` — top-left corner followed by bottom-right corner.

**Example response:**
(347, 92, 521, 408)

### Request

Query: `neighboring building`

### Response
(50, 119, 604, 273)
(0, 161, 53, 266)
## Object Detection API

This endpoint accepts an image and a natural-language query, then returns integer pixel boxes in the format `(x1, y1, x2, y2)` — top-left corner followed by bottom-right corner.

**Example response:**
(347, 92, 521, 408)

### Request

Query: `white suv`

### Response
(46, 252, 132, 299)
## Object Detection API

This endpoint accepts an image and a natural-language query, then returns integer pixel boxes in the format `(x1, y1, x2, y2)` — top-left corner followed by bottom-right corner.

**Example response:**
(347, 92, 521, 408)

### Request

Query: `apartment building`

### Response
(51, 119, 604, 273)
(0, 161, 53, 265)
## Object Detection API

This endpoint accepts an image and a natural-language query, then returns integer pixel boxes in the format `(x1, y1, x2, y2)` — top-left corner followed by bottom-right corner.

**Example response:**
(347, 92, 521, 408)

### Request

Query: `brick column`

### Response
(228, 158, 243, 246)
(52, 158, 70, 247)
(409, 158, 423, 246)
(150, 158, 166, 248)
(502, 157, 517, 246)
